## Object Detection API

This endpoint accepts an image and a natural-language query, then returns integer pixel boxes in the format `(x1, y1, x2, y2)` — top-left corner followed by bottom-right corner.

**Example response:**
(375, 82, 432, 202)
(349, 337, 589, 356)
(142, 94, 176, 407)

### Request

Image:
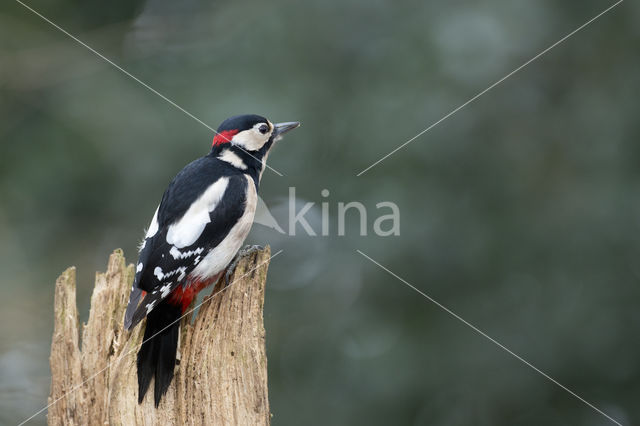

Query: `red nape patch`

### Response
(166, 273, 221, 313)
(212, 130, 238, 147)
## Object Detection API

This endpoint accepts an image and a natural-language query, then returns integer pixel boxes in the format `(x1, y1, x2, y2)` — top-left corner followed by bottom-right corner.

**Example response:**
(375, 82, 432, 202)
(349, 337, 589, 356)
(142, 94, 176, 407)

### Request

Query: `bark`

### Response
(48, 247, 272, 426)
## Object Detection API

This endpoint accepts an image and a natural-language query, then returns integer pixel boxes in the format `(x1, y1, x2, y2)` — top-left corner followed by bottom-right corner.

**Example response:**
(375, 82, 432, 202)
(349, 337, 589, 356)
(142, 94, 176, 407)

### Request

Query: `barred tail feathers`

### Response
(136, 301, 181, 406)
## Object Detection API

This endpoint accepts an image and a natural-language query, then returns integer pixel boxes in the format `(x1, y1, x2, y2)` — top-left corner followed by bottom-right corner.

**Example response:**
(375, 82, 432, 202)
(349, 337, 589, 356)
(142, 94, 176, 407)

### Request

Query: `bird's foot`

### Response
(224, 245, 264, 286)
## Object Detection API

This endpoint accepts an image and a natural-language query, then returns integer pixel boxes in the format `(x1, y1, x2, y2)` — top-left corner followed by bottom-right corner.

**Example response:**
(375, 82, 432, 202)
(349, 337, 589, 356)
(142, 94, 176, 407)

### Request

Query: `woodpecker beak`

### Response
(273, 121, 300, 141)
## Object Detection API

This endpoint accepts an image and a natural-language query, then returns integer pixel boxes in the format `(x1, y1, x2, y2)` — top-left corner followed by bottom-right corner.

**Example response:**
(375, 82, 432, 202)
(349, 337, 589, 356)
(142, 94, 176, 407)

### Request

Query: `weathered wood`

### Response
(48, 247, 272, 426)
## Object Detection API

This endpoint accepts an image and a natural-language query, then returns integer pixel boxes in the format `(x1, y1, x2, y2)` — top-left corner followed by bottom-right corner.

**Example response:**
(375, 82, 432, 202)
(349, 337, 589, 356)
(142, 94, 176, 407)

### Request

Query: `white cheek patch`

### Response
(259, 151, 270, 182)
(166, 177, 230, 248)
(231, 123, 272, 151)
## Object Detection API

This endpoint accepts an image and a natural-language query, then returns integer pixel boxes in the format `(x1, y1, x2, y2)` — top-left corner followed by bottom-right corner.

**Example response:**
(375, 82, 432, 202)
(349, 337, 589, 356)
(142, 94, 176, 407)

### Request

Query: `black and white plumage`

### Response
(123, 114, 299, 406)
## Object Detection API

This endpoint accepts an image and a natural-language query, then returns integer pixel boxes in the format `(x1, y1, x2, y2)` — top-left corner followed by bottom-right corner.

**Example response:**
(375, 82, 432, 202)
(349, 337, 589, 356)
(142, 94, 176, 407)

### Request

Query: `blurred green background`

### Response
(1, 0, 639, 424)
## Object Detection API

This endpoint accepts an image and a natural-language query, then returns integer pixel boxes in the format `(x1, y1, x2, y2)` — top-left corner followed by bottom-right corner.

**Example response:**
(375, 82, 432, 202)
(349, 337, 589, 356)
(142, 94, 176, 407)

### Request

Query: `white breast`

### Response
(190, 175, 257, 280)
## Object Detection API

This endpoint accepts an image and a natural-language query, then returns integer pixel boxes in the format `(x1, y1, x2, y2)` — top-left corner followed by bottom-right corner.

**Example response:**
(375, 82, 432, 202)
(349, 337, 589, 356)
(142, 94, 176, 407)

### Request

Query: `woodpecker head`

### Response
(211, 114, 299, 179)
(212, 114, 299, 152)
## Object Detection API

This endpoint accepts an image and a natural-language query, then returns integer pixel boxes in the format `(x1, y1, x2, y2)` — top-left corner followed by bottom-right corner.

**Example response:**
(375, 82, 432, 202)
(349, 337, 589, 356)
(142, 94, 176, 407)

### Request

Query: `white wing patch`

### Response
(166, 177, 230, 248)
(191, 175, 257, 280)
(145, 206, 160, 238)
(136, 262, 143, 272)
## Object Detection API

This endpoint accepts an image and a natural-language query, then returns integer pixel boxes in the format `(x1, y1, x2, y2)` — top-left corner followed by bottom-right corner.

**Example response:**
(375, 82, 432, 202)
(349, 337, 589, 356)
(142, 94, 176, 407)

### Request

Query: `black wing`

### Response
(124, 158, 248, 329)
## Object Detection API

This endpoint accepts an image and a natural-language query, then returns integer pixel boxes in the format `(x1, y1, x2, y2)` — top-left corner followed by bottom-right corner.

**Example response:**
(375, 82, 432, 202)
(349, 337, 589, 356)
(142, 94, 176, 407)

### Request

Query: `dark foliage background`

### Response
(1, 0, 638, 424)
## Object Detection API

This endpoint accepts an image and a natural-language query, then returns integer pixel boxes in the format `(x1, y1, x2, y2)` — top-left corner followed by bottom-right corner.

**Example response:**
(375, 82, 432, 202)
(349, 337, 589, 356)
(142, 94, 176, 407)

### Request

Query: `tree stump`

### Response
(48, 247, 272, 426)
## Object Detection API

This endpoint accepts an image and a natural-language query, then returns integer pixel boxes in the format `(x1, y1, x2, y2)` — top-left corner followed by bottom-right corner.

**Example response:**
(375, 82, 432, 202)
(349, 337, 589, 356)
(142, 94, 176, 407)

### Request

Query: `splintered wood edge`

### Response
(53, 267, 78, 332)
(49, 266, 85, 425)
(50, 247, 273, 426)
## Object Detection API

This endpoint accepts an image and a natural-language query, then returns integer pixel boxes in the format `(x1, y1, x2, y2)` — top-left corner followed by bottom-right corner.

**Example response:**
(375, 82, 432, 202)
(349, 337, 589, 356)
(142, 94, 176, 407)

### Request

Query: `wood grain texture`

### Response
(48, 247, 272, 426)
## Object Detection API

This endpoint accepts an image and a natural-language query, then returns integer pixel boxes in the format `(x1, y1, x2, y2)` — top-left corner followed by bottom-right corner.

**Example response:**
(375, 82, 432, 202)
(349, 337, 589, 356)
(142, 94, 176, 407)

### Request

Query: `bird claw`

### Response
(239, 244, 264, 257)
(223, 245, 264, 286)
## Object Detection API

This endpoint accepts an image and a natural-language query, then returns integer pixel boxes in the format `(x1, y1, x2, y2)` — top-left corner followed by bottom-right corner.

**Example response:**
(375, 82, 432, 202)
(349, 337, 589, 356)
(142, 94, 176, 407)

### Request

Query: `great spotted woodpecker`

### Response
(124, 114, 299, 406)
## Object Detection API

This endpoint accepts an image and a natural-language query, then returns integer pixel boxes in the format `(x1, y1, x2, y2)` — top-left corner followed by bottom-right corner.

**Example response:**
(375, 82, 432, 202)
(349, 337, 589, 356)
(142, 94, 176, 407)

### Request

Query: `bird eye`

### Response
(258, 124, 269, 134)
